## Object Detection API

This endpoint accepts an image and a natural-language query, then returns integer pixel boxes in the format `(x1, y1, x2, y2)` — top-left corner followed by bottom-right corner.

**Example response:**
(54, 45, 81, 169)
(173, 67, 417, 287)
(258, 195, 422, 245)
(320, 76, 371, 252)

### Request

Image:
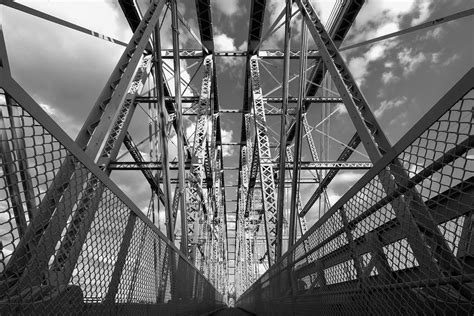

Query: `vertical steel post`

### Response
(276, 0, 291, 259)
(171, 0, 189, 252)
(154, 12, 173, 242)
(289, 20, 307, 248)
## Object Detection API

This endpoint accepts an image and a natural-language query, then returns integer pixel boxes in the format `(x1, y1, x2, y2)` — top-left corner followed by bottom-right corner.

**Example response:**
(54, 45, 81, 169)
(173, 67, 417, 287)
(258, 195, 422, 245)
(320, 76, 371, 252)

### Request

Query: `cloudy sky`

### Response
(1, 0, 473, 234)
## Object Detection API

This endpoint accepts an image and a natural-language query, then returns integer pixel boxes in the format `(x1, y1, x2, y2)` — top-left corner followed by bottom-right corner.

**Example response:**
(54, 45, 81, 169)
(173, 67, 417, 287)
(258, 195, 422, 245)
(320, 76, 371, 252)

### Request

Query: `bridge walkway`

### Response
(210, 307, 255, 316)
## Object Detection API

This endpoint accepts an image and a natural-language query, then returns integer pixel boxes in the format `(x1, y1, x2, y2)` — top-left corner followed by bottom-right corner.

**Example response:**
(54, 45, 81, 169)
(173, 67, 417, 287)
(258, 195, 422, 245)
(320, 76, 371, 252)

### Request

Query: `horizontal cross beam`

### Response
(136, 96, 342, 104)
(108, 161, 372, 170)
(160, 49, 320, 59)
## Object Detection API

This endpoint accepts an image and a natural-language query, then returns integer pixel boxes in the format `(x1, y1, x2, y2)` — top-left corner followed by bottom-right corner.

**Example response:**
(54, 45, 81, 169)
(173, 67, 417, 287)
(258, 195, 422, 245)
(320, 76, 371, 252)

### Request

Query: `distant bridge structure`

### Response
(0, 0, 473, 314)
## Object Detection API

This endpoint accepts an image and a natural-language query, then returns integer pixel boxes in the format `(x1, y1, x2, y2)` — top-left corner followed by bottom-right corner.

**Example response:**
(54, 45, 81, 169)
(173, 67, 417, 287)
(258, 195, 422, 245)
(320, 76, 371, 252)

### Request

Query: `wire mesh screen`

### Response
(237, 74, 474, 314)
(0, 87, 224, 314)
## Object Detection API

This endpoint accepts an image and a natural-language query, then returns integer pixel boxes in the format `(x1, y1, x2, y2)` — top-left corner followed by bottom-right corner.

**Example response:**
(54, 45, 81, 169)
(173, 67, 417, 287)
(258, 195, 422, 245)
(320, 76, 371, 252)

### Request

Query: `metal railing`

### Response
(0, 71, 225, 314)
(236, 70, 474, 315)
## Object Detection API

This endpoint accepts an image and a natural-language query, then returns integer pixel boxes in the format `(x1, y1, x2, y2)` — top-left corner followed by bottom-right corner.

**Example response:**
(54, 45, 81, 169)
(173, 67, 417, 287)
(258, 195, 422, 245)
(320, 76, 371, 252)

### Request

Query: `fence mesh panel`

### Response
(237, 79, 473, 314)
(0, 88, 224, 314)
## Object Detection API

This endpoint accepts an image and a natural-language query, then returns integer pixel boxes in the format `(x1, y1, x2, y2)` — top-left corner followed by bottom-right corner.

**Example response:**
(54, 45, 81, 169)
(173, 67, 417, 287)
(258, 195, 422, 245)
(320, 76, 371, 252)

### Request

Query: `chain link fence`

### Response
(237, 71, 474, 314)
(0, 79, 225, 314)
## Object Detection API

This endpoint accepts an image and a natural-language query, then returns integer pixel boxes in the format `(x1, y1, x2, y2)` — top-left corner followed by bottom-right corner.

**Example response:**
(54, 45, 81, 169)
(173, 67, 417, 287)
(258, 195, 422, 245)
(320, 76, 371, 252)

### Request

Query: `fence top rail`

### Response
(238, 67, 474, 300)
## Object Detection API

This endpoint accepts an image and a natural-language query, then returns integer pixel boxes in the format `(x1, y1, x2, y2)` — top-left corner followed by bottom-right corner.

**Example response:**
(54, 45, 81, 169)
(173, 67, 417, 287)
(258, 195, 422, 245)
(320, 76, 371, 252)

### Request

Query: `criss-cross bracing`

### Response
(0, 0, 473, 314)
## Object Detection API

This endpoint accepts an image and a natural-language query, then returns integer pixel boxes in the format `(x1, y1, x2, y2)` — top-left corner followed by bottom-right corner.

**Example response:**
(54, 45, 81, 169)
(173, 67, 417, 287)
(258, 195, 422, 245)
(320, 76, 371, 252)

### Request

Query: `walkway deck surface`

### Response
(211, 307, 254, 316)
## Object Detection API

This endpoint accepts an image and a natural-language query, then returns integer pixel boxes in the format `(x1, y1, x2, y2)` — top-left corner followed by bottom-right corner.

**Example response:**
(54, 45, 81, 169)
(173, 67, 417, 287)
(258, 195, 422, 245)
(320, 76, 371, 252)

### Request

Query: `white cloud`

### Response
(374, 96, 407, 118)
(16, 0, 131, 41)
(423, 26, 444, 40)
(347, 0, 414, 44)
(214, 33, 241, 69)
(442, 53, 460, 67)
(264, 0, 293, 47)
(336, 103, 347, 115)
(184, 121, 234, 157)
(238, 40, 247, 51)
(326, 190, 341, 206)
(389, 112, 408, 126)
(431, 52, 442, 64)
(342, 0, 435, 85)
(221, 129, 234, 157)
(310, 0, 337, 26)
(382, 71, 399, 84)
(430, 52, 460, 67)
(39, 103, 80, 137)
(212, 0, 241, 16)
(264, 0, 336, 48)
(411, 0, 433, 26)
(347, 40, 398, 86)
(348, 56, 369, 86)
(351, 21, 400, 46)
(39, 103, 57, 117)
(331, 171, 364, 185)
(398, 48, 427, 76)
(214, 33, 237, 51)
(366, 44, 386, 61)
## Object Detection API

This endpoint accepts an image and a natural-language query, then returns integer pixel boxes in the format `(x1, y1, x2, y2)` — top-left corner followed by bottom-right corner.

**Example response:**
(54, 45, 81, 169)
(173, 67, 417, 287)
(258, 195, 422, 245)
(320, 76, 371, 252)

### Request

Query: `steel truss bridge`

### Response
(0, 0, 473, 314)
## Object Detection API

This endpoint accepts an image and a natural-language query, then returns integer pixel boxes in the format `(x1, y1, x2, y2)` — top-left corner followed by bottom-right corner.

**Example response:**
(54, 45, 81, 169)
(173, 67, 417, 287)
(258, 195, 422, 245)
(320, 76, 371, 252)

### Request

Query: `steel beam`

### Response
(187, 55, 213, 262)
(118, 0, 191, 161)
(281, 1, 364, 210)
(195, 0, 213, 53)
(237, 0, 267, 248)
(170, 0, 187, 248)
(155, 14, 173, 241)
(300, 133, 361, 216)
(340, 8, 474, 52)
(286, 0, 364, 145)
(236, 113, 254, 291)
(0, 28, 37, 223)
(3, 1, 127, 46)
(288, 20, 307, 249)
(249, 56, 278, 266)
(160, 49, 321, 59)
(276, 0, 291, 260)
(123, 133, 165, 200)
(0, 32, 28, 236)
(108, 160, 372, 171)
(104, 212, 137, 303)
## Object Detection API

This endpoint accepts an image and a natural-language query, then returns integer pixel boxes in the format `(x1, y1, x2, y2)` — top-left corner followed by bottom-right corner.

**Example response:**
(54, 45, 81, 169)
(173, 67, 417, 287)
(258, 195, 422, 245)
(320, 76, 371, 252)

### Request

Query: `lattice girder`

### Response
(248, 55, 278, 266)
(186, 55, 213, 261)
